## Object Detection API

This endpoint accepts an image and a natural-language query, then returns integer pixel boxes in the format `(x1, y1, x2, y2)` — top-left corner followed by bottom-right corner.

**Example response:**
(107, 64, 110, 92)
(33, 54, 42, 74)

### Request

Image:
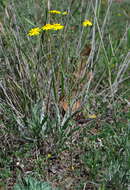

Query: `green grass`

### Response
(0, 0, 130, 189)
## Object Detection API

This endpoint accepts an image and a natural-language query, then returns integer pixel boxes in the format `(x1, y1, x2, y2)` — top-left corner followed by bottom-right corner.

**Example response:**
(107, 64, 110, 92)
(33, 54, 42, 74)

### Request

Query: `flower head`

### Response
(49, 10, 68, 15)
(41, 23, 64, 31)
(41, 24, 54, 30)
(82, 20, 93, 27)
(52, 23, 64, 30)
(49, 10, 61, 14)
(27, 27, 41, 36)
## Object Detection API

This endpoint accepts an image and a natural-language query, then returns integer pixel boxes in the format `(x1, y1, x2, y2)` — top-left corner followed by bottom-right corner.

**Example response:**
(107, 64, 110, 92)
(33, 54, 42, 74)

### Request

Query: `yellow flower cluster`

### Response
(42, 23, 64, 31)
(27, 23, 64, 36)
(27, 17, 93, 36)
(82, 20, 93, 27)
(49, 10, 68, 15)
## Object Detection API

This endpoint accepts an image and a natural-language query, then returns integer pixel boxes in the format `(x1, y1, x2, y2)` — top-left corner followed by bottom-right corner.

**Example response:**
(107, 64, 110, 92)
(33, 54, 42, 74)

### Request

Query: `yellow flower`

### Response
(41, 23, 64, 31)
(41, 24, 54, 30)
(52, 23, 64, 30)
(49, 10, 61, 14)
(49, 10, 68, 15)
(27, 27, 41, 36)
(82, 20, 93, 27)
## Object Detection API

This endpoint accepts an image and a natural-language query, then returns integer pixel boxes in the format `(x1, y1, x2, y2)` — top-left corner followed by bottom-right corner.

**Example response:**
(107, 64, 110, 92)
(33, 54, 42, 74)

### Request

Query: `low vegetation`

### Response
(0, 0, 130, 189)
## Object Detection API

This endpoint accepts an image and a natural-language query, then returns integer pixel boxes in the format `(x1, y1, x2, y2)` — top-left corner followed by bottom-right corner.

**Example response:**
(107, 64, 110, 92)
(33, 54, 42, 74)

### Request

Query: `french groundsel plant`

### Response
(1, 1, 130, 189)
